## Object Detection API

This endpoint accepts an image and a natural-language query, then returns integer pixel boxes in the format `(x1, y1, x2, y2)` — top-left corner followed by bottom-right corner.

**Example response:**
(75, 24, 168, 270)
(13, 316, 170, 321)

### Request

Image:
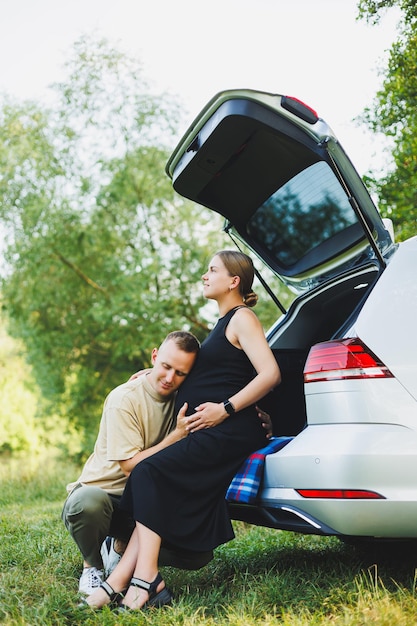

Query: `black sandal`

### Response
(78, 580, 125, 609)
(118, 572, 172, 611)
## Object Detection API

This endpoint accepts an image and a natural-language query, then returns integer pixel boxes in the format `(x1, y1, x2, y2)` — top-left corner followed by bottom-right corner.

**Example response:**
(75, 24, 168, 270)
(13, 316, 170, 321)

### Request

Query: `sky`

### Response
(0, 0, 401, 176)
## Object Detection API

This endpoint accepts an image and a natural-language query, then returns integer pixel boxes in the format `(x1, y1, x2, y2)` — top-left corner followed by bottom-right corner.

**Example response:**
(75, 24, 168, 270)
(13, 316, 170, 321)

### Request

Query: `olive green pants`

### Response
(61, 484, 134, 569)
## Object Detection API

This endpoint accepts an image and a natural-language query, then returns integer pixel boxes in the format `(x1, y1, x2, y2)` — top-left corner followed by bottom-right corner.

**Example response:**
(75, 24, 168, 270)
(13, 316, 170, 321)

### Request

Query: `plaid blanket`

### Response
(226, 436, 293, 504)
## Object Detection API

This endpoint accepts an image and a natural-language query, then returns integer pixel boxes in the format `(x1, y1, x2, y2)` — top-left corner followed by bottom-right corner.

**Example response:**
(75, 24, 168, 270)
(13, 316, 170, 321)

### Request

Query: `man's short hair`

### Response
(162, 331, 200, 354)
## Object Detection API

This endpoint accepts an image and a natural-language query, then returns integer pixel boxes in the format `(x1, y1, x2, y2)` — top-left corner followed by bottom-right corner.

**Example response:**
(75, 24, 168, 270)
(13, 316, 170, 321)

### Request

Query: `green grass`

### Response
(2, 459, 417, 625)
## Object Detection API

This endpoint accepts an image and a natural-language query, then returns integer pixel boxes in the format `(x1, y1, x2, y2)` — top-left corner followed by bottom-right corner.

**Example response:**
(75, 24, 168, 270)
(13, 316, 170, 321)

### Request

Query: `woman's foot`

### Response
(84, 580, 124, 609)
(119, 572, 172, 611)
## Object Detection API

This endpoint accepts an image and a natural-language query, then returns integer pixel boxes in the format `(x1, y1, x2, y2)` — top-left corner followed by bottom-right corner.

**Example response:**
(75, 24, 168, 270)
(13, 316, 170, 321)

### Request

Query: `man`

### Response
(62, 330, 272, 596)
(62, 331, 200, 595)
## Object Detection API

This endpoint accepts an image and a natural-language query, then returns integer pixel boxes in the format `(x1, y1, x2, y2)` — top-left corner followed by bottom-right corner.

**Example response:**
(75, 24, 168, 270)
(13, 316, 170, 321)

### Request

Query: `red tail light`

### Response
(281, 96, 318, 124)
(296, 489, 385, 500)
(304, 338, 394, 383)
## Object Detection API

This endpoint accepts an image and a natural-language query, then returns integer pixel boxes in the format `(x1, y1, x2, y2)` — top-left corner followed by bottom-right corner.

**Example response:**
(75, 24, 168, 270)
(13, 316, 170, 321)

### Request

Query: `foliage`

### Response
(358, 0, 417, 25)
(2, 461, 417, 624)
(0, 35, 237, 450)
(0, 319, 39, 453)
(357, 0, 417, 240)
(0, 312, 83, 457)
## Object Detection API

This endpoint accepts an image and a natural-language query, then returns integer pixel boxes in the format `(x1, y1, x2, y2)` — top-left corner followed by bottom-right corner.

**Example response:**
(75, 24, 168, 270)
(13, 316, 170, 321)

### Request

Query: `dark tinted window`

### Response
(247, 161, 361, 268)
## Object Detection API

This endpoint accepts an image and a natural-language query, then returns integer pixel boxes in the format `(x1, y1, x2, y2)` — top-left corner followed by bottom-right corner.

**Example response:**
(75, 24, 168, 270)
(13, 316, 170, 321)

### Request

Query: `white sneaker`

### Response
(78, 566, 104, 596)
(100, 536, 122, 577)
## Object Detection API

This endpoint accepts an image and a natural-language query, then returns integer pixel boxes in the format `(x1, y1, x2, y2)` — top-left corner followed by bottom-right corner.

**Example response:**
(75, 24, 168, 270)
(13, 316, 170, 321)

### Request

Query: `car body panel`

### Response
(305, 378, 417, 429)
(353, 236, 417, 401)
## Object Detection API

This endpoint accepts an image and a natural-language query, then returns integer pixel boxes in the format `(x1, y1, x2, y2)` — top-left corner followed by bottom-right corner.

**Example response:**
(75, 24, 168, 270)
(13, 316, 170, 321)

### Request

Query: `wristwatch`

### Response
(223, 399, 236, 415)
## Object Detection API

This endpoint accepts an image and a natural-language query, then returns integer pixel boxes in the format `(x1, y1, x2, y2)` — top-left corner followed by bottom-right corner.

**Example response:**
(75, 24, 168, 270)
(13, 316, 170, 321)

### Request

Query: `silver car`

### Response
(166, 89, 417, 540)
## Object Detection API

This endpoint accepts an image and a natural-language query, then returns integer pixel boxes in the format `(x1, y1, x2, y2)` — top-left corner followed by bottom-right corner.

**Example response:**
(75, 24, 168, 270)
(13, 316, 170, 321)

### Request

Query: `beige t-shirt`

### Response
(66, 374, 176, 496)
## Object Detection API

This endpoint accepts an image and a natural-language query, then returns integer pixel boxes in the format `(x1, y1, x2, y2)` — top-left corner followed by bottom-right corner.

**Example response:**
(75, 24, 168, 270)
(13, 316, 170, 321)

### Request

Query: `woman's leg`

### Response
(86, 527, 139, 607)
(120, 522, 164, 610)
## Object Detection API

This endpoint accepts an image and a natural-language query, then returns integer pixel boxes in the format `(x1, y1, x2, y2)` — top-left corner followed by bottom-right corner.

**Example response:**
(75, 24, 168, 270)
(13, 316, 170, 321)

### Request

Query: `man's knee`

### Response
(62, 485, 113, 527)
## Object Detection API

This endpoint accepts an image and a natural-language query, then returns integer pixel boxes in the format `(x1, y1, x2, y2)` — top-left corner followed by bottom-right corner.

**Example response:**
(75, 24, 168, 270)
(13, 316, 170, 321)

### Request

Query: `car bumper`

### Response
(255, 423, 417, 538)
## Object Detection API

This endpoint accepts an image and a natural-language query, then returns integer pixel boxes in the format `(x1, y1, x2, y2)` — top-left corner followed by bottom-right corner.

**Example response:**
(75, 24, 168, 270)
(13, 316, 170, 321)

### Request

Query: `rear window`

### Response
(247, 161, 362, 268)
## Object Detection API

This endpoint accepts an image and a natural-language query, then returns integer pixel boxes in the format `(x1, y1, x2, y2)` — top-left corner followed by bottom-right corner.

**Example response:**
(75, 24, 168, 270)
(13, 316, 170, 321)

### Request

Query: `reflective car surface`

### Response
(166, 89, 417, 540)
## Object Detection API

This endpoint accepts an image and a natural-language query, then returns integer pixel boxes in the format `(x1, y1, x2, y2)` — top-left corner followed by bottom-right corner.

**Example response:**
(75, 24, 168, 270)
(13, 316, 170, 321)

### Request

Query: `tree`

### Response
(0, 36, 229, 451)
(357, 0, 417, 240)
(0, 310, 82, 457)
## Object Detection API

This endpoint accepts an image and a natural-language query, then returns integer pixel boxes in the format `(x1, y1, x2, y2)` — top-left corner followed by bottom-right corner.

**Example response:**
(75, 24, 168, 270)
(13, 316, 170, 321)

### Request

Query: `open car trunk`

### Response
(166, 90, 392, 439)
(166, 90, 395, 534)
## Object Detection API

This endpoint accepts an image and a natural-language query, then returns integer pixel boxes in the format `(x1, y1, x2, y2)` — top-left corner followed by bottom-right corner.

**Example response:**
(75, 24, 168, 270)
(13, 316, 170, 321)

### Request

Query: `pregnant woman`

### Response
(86, 249, 281, 611)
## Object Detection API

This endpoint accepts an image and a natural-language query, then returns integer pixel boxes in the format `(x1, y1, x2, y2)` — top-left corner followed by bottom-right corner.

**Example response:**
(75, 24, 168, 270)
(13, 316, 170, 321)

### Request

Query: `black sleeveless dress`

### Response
(120, 307, 267, 551)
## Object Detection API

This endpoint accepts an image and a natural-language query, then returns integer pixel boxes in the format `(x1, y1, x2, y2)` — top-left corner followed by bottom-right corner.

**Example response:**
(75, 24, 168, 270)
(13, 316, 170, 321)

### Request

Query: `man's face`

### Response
(147, 339, 197, 397)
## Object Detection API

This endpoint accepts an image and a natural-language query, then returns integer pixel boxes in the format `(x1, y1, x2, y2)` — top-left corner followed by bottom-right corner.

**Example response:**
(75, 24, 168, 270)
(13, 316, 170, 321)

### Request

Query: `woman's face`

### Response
(202, 255, 236, 300)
